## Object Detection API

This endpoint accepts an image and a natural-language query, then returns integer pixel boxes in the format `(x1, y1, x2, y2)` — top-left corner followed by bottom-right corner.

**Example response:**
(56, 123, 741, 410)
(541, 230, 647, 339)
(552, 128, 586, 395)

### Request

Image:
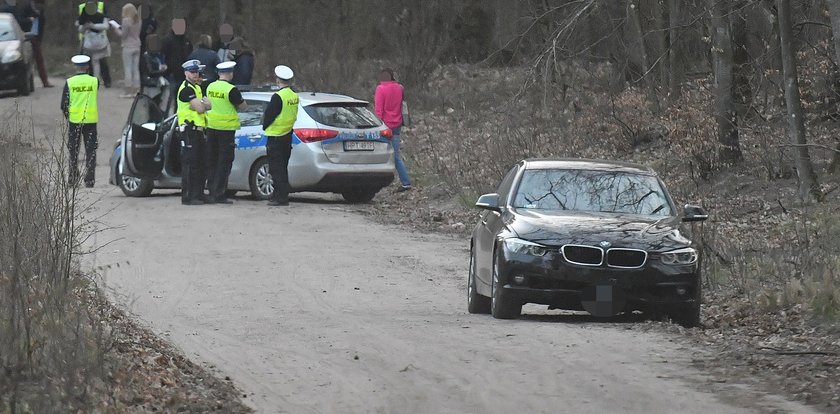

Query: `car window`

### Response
(513, 169, 673, 216)
(131, 95, 163, 126)
(0, 20, 17, 41)
(304, 103, 382, 129)
(240, 99, 267, 127)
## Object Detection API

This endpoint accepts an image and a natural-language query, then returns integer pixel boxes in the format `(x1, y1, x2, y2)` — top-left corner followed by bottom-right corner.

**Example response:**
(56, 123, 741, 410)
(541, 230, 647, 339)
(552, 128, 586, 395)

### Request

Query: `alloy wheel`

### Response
(256, 164, 274, 197)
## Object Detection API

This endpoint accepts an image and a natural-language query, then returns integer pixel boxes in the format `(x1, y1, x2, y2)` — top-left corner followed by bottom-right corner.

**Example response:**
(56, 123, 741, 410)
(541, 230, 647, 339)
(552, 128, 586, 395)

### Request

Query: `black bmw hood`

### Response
(510, 209, 691, 252)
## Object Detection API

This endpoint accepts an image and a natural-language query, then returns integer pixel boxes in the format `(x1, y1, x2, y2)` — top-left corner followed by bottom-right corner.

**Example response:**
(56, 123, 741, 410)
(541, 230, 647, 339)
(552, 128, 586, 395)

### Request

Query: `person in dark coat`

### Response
(161, 18, 192, 113)
(229, 37, 254, 86)
(186, 34, 220, 91)
(20, 0, 51, 87)
(0, 0, 25, 29)
(138, 1, 157, 80)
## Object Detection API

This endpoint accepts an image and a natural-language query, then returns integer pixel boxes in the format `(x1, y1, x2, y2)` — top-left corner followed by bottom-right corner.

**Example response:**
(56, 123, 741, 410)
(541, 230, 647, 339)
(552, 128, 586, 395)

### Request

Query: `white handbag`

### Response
(83, 30, 108, 52)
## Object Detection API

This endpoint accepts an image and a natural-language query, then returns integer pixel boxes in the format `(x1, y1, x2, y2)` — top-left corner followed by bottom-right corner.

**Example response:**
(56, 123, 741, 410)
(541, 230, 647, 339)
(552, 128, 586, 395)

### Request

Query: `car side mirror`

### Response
(475, 193, 502, 212)
(683, 204, 709, 222)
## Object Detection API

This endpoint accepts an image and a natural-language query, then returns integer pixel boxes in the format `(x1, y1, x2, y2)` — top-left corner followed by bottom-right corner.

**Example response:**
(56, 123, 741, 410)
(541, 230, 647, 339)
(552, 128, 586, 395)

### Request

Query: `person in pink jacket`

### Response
(375, 68, 412, 191)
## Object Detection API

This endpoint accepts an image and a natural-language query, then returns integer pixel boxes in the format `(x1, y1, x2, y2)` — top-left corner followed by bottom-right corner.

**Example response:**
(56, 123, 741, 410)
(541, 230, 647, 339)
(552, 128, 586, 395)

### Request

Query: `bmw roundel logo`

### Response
(599, 241, 611, 249)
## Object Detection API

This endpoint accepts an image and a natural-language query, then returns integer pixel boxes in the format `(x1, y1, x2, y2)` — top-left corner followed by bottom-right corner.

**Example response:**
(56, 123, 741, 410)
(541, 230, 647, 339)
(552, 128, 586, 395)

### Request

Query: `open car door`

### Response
(121, 94, 166, 179)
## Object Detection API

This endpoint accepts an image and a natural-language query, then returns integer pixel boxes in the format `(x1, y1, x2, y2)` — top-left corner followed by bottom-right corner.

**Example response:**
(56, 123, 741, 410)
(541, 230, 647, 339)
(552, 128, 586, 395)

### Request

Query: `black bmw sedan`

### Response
(468, 159, 708, 327)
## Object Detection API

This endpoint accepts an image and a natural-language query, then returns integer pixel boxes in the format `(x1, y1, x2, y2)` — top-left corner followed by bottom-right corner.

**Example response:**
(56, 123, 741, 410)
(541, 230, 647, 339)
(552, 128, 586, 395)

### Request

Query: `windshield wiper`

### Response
(650, 204, 666, 215)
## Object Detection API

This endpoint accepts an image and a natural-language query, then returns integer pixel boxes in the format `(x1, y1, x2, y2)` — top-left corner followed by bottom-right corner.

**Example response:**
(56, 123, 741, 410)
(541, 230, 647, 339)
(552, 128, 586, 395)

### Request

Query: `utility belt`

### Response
(180, 121, 205, 132)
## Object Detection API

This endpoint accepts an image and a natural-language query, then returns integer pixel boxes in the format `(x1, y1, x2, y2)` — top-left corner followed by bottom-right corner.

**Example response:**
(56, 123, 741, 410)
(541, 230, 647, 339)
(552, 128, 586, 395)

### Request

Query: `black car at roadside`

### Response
(0, 13, 34, 96)
(468, 159, 709, 327)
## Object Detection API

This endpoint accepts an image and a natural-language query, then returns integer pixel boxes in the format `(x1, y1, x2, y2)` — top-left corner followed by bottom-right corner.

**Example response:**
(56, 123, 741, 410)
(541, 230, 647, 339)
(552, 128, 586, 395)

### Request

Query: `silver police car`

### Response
(109, 89, 396, 202)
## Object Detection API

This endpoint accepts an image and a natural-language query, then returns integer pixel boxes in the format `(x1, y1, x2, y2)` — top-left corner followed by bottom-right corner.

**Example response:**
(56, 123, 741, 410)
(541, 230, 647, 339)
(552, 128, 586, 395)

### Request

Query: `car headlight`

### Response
(1, 49, 22, 64)
(503, 238, 548, 257)
(660, 247, 698, 265)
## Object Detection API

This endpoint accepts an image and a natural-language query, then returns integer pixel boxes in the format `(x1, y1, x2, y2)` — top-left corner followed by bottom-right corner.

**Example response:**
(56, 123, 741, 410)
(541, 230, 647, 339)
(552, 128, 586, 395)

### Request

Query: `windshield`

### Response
(304, 103, 382, 129)
(0, 21, 16, 41)
(513, 169, 673, 216)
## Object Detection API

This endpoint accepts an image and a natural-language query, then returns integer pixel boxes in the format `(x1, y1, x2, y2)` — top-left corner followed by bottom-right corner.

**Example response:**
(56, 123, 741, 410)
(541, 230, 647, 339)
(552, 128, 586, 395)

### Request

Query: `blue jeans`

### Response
(391, 126, 411, 187)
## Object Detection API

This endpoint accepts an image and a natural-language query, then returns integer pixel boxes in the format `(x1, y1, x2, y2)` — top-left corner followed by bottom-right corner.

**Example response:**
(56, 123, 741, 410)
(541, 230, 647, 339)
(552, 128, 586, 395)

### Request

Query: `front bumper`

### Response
(0, 61, 25, 88)
(497, 248, 700, 312)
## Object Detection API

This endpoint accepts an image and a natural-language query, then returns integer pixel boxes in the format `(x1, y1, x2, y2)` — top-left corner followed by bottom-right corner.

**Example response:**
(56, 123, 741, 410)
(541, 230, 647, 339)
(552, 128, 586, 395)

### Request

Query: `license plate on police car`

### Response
(344, 141, 375, 151)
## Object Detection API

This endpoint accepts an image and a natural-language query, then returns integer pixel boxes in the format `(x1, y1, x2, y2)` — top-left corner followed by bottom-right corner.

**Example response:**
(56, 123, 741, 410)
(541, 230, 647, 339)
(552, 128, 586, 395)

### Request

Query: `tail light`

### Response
(380, 128, 393, 140)
(293, 128, 339, 143)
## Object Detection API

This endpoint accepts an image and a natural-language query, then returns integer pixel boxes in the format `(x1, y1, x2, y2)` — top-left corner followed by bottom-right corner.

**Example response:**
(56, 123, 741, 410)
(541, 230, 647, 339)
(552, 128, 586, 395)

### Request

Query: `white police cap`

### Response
(182, 59, 204, 72)
(216, 61, 236, 73)
(274, 65, 294, 80)
(71, 55, 91, 66)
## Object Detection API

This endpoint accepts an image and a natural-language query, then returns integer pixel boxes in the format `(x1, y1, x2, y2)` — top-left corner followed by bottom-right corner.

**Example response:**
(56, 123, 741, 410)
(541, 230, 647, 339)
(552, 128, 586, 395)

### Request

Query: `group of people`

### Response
(60, 53, 300, 206)
(0, 0, 51, 88)
(56, 0, 412, 201)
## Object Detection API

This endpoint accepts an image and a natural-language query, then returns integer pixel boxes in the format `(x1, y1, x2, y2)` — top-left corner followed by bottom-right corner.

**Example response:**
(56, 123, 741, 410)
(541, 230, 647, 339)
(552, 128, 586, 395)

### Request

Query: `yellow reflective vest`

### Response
(177, 81, 207, 128)
(206, 80, 240, 131)
(264, 87, 299, 137)
(66, 74, 99, 124)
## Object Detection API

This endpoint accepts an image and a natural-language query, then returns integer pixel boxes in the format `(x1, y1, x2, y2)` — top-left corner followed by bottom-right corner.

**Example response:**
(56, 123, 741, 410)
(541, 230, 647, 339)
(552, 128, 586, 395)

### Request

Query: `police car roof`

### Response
(240, 88, 368, 106)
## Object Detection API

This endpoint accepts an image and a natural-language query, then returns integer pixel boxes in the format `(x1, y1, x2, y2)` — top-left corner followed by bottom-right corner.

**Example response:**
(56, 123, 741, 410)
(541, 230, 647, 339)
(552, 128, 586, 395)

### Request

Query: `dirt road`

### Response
(0, 82, 822, 413)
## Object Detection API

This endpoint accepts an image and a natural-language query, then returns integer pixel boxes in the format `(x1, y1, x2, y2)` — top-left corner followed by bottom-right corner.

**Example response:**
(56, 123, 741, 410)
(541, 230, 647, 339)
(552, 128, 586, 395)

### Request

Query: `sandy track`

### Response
(0, 82, 821, 414)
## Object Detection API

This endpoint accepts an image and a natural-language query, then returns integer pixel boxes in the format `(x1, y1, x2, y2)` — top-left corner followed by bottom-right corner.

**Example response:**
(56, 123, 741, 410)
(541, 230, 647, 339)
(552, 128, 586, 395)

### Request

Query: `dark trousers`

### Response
(31, 38, 49, 86)
(266, 134, 293, 202)
(99, 58, 111, 87)
(67, 123, 97, 186)
(181, 127, 206, 203)
(206, 129, 236, 201)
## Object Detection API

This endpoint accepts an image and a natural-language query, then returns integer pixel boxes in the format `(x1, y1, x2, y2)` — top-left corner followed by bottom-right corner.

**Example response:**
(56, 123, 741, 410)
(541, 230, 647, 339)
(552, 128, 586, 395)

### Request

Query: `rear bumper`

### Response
(305, 171, 394, 193)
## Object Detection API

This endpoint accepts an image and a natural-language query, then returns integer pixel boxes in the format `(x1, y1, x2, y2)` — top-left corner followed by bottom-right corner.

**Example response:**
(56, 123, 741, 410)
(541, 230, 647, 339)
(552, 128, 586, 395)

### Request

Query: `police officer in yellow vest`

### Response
(205, 61, 246, 204)
(261, 65, 299, 206)
(61, 55, 99, 187)
(177, 59, 212, 205)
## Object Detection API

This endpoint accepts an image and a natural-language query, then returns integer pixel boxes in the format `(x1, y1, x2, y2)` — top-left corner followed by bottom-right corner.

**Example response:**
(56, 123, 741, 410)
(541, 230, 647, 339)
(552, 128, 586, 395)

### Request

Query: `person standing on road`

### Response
(187, 34, 221, 92)
(375, 68, 412, 192)
(162, 18, 192, 112)
(21, 0, 52, 88)
(205, 61, 246, 204)
(140, 34, 167, 110)
(77, 1, 112, 88)
(61, 55, 99, 188)
(77, 1, 111, 87)
(261, 65, 299, 207)
(177, 59, 212, 206)
(114, 3, 141, 98)
(230, 36, 255, 86)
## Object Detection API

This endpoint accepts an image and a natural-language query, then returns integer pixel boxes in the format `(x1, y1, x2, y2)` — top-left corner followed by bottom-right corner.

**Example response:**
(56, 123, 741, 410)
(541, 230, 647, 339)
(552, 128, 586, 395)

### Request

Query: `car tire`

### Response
(17, 71, 30, 97)
(117, 171, 154, 197)
(341, 189, 377, 203)
(467, 247, 491, 314)
(668, 304, 701, 328)
(249, 158, 273, 200)
(490, 252, 521, 319)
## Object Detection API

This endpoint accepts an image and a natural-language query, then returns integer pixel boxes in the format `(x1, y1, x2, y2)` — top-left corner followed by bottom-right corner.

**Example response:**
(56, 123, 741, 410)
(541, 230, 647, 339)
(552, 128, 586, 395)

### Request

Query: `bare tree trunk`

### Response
(654, 0, 668, 85)
(732, 3, 752, 118)
(629, 1, 662, 113)
(711, 0, 742, 164)
(826, 0, 840, 172)
(777, 0, 822, 202)
(668, 0, 683, 100)
(219, 0, 227, 25)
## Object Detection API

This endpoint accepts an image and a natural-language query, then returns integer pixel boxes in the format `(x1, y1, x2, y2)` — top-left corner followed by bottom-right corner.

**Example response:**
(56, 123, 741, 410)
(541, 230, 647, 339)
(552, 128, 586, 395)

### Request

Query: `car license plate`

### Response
(344, 141, 375, 151)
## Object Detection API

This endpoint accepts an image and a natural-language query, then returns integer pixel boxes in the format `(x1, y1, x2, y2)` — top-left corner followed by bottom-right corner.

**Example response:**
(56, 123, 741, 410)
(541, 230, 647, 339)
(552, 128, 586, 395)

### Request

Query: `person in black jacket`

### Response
(140, 34, 168, 110)
(187, 34, 220, 92)
(0, 0, 25, 29)
(161, 18, 192, 113)
(138, 2, 157, 80)
(20, 0, 51, 87)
